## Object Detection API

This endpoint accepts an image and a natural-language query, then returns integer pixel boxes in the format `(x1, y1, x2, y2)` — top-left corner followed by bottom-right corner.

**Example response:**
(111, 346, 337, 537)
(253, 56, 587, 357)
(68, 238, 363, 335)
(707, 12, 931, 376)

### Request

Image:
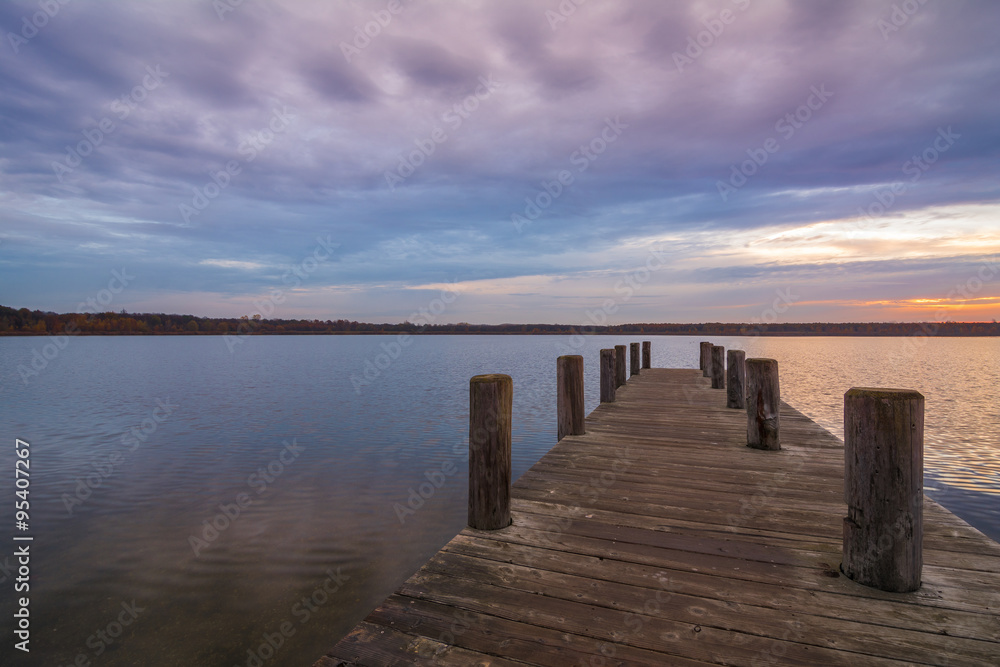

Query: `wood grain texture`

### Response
(727, 349, 746, 409)
(630, 342, 640, 377)
(614, 345, 627, 389)
(468, 374, 512, 531)
(319, 369, 1000, 667)
(699, 341, 712, 377)
(642, 340, 651, 369)
(556, 355, 585, 441)
(599, 348, 615, 403)
(710, 344, 725, 389)
(843, 387, 924, 593)
(746, 357, 780, 450)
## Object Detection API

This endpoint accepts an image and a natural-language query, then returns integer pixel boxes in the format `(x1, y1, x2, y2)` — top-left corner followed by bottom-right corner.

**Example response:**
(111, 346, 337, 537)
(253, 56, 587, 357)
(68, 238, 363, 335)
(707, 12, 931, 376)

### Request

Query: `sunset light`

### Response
(3, 3, 1000, 666)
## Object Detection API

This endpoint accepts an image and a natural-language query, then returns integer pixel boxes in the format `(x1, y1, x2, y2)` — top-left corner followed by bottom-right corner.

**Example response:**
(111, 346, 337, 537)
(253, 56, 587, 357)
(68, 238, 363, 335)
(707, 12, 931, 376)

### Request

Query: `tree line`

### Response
(1, 305, 997, 337)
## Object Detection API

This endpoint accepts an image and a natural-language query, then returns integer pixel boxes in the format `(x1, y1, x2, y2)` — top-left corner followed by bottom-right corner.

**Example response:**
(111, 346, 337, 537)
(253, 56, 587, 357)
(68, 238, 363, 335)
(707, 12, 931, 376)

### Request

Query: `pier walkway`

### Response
(317, 368, 1000, 666)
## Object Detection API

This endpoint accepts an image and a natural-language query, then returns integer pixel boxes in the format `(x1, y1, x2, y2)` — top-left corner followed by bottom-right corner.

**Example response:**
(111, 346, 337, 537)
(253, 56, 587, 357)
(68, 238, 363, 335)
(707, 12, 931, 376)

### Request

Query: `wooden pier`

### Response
(317, 368, 1000, 666)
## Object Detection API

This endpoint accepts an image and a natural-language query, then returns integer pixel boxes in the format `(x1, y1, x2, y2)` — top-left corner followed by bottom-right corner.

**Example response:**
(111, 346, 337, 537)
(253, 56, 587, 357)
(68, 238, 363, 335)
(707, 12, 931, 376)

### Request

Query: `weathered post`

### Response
(557, 355, 585, 441)
(614, 345, 627, 388)
(745, 358, 780, 450)
(630, 342, 640, 377)
(711, 345, 725, 389)
(642, 341, 651, 369)
(600, 349, 616, 403)
(468, 374, 512, 530)
(843, 388, 924, 593)
(726, 349, 746, 409)
(699, 342, 712, 377)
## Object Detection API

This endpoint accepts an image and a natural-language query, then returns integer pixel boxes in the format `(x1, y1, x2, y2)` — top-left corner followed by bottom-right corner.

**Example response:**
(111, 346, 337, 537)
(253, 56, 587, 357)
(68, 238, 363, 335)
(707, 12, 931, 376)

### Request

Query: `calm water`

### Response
(0, 335, 997, 666)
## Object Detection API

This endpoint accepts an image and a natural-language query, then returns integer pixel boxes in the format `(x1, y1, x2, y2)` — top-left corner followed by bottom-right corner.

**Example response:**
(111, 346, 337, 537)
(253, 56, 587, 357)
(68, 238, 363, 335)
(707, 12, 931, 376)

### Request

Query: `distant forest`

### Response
(1, 305, 997, 337)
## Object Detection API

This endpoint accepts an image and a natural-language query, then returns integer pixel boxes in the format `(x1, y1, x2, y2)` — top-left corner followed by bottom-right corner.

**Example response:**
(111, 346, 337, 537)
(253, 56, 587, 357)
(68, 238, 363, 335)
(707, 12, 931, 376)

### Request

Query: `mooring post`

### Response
(843, 388, 924, 593)
(642, 341, 651, 369)
(711, 345, 725, 389)
(726, 349, 746, 409)
(468, 374, 512, 530)
(600, 349, 616, 403)
(614, 345, 627, 388)
(630, 342, 640, 377)
(699, 341, 712, 377)
(746, 358, 780, 450)
(557, 355, 585, 441)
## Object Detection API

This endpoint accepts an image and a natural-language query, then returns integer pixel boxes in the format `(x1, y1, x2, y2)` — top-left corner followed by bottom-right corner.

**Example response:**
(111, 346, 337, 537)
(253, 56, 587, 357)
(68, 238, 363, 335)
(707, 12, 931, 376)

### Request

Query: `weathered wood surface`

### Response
(710, 344, 725, 389)
(320, 369, 1000, 666)
(727, 349, 746, 409)
(699, 341, 712, 377)
(629, 342, 640, 377)
(614, 345, 627, 389)
(556, 355, 585, 441)
(641, 341, 651, 369)
(468, 374, 512, 531)
(843, 387, 925, 592)
(746, 358, 781, 451)
(599, 348, 615, 403)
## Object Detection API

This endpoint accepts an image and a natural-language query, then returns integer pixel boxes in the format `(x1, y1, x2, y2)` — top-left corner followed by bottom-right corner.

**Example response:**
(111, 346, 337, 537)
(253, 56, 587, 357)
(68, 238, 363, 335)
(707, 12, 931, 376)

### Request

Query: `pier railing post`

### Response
(557, 355, 585, 441)
(843, 388, 924, 593)
(630, 342, 640, 377)
(600, 349, 616, 403)
(745, 358, 780, 450)
(468, 374, 512, 530)
(711, 345, 725, 389)
(699, 342, 712, 377)
(614, 345, 627, 388)
(641, 341, 651, 369)
(726, 349, 746, 409)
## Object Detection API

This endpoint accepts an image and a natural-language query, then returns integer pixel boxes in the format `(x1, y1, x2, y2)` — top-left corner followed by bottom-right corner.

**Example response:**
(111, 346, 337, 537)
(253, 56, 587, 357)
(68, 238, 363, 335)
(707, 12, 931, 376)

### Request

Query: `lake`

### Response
(1, 334, 997, 666)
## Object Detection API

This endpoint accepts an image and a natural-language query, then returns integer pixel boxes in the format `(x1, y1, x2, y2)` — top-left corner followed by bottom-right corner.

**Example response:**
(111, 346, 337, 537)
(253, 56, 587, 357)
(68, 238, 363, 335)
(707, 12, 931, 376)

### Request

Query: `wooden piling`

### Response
(629, 342, 640, 377)
(328, 369, 1000, 665)
(468, 374, 512, 530)
(600, 349, 616, 403)
(614, 345, 627, 388)
(710, 345, 725, 389)
(726, 349, 746, 409)
(746, 358, 780, 450)
(699, 341, 712, 377)
(641, 341, 651, 369)
(843, 388, 924, 593)
(557, 355, 585, 441)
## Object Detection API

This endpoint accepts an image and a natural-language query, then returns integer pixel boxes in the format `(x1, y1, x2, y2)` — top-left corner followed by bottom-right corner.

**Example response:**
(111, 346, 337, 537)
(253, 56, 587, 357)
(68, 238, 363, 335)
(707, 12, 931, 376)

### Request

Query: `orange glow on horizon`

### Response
(859, 296, 1000, 310)
(775, 296, 1000, 322)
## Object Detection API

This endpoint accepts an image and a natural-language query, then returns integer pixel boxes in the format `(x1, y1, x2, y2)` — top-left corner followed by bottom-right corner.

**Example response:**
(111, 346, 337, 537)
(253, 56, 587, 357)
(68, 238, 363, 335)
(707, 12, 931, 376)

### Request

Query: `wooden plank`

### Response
(456, 515, 1000, 616)
(416, 550, 1000, 665)
(395, 569, 920, 666)
(441, 534, 1000, 640)
(364, 595, 715, 667)
(316, 368, 1000, 666)
(325, 620, 530, 666)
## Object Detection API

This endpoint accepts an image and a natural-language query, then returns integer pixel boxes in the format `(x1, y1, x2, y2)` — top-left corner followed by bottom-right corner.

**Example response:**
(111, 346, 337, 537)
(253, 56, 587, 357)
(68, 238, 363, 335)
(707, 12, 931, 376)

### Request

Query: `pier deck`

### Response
(318, 368, 1000, 666)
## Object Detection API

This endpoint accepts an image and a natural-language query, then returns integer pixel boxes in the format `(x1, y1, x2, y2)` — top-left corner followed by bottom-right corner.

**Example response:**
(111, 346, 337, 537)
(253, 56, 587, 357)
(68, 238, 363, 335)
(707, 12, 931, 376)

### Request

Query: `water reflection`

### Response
(0, 334, 996, 666)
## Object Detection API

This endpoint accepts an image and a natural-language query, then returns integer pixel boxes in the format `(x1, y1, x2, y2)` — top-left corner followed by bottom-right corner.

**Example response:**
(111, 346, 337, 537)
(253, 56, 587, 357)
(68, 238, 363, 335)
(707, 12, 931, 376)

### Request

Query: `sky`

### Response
(1, 0, 999, 325)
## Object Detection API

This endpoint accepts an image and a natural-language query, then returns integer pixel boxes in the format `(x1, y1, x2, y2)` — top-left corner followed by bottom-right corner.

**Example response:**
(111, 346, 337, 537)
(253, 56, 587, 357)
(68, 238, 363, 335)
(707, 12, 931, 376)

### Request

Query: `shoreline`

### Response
(2, 330, 999, 337)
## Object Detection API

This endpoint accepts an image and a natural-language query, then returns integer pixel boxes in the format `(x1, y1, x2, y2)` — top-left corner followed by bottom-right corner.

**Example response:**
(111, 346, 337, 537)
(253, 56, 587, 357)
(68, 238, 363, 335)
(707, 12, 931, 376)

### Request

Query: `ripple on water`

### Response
(1, 334, 997, 666)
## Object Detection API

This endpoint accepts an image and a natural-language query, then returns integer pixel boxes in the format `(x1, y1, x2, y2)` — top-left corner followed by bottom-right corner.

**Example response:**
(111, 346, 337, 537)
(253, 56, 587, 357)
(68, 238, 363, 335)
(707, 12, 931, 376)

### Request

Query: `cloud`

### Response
(1, 0, 999, 323)
(199, 259, 269, 271)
